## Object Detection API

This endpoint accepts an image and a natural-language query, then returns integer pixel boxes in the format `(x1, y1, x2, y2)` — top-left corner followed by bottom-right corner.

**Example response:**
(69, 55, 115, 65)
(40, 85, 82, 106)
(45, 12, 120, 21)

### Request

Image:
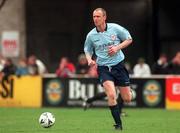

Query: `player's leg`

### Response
(97, 65, 122, 130)
(118, 86, 132, 103)
(83, 90, 126, 116)
(87, 92, 106, 103)
(83, 92, 106, 110)
(114, 61, 132, 104)
(103, 80, 122, 130)
(117, 93, 128, 116)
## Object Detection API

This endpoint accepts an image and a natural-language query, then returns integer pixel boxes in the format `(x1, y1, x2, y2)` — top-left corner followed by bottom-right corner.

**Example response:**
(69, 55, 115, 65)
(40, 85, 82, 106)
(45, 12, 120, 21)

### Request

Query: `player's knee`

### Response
(122, 94, 132, 103)
(126, 96, 132, 103)
(108, 92, 116, 101)
(108, 94, 117, 106)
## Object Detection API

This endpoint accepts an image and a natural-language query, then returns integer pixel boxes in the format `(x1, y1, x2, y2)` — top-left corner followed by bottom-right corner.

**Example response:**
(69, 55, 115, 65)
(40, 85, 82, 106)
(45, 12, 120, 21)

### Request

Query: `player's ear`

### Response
(104, 15, 107, 21)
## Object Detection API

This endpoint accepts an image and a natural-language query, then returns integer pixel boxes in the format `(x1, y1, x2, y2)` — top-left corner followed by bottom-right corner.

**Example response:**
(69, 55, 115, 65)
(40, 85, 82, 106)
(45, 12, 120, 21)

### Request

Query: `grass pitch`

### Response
(0, 107, 180, 133)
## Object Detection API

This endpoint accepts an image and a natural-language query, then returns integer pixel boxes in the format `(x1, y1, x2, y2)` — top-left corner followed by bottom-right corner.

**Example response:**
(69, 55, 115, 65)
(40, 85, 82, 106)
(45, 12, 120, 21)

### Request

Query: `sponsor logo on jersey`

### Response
(111, 34, 116, 41)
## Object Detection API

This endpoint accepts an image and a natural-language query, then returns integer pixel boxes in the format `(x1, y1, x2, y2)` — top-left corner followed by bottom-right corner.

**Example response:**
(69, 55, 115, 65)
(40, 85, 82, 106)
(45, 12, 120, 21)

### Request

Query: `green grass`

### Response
(0, 108, 180, 133)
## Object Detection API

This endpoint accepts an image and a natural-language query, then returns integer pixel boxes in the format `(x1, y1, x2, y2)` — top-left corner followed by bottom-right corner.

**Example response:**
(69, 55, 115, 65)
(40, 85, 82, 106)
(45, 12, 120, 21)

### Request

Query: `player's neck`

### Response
(97, 23, 107, 32)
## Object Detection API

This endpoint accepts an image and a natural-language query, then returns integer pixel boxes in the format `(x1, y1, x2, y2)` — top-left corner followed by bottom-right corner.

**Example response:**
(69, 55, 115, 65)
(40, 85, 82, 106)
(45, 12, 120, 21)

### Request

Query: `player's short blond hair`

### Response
(94, 8, 107, 17)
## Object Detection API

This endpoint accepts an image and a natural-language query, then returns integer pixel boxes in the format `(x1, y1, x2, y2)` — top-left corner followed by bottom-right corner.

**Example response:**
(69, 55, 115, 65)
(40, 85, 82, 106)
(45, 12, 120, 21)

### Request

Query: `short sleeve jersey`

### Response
(84, 23, 132, 66)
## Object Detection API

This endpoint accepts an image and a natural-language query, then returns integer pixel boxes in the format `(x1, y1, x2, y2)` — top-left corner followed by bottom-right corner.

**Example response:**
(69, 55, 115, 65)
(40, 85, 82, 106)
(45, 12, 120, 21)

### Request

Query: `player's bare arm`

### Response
(108, 39, 132, 56)
(85, 53, 96, 66)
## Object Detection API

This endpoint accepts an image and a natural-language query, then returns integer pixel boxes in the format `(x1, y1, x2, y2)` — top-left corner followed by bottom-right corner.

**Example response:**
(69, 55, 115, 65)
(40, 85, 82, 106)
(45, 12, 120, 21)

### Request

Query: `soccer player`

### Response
(84, 8, 133, 130)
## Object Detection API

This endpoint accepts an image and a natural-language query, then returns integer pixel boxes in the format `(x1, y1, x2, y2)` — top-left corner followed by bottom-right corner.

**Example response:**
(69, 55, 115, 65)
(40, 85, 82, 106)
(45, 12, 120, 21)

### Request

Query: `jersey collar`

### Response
(96, 23, 108, 33)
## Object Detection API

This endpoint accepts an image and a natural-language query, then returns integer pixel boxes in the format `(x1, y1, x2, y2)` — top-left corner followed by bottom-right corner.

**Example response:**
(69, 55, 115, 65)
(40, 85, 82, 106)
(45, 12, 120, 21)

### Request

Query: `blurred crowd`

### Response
(132, 51, 180, 77)
(55, 54, 98, 78)
(0, 53, 98, 81)
(0, 54, 48, 81)
(0, 51, 179, 80)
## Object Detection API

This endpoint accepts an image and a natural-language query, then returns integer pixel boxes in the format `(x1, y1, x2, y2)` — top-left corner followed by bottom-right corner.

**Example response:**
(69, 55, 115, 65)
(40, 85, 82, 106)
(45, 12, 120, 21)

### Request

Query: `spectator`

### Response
(56, 57, 76, 77)
(76, 53, 89, 76)
(167, 51, 180, 74)
(16, 58, 29, 76)
(27, 55, 39, 75)
(28, 55, 47, 75)
(0, 58, 16, 81)
(0, 54, 5, 72)
(151, 53, 169, 74)
(124, 62, 133, 75)
(133, 57, 151, 77)
(36, 59, 48, 74)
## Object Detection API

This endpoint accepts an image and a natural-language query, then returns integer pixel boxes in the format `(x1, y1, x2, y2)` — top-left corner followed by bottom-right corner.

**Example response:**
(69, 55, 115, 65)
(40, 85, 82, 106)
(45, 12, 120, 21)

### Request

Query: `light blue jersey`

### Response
(84, 23, 132, 66)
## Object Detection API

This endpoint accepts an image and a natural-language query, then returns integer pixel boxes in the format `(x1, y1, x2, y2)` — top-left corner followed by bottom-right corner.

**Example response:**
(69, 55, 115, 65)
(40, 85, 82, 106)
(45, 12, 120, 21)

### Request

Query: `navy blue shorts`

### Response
(97, 61, 130, 87)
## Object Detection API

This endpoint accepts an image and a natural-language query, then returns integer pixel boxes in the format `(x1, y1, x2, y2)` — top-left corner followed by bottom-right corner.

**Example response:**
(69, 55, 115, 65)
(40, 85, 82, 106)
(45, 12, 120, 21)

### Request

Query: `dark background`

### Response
(25, 0, 180, 72)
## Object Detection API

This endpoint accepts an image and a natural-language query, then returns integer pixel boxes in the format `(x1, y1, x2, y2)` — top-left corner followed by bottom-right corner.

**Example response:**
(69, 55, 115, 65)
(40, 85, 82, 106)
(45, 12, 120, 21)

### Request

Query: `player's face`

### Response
(93, 10, 106, 27)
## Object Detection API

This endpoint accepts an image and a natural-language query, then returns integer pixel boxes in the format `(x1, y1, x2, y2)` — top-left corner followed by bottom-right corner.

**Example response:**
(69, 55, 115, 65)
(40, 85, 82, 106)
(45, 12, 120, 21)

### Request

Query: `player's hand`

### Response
(108, 45, 118, 56)
(88, 59, 96, 67)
